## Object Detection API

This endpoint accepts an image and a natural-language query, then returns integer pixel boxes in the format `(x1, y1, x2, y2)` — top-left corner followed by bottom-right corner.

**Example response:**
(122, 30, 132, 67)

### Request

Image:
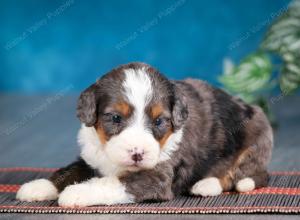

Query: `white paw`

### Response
(191, 177, 223, 197)
(58, 183, 94, 207)
(236, 177, 255, 192)
(58, 177, 134, 207)
(16, 179, 58, 202)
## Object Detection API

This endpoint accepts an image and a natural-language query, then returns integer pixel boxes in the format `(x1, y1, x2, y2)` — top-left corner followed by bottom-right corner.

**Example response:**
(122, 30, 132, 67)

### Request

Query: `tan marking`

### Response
(220, 146, 254, 191)
(234, 146, 254, 166)
(220, 171, 234, 191)
(159, 128, 173, 148)
(96, 125, 108, 145)
(150, 104, 164, 119)
(114, 102, 131, 117)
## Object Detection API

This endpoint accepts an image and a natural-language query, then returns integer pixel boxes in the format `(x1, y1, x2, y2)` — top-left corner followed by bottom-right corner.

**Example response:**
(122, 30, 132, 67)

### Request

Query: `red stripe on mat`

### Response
(0, 167, 300, 175)
(1, 184, 300, 195)
(0, 167, 57, 172)
(223, 187, 300, 196)
(0, 185, 20, 193)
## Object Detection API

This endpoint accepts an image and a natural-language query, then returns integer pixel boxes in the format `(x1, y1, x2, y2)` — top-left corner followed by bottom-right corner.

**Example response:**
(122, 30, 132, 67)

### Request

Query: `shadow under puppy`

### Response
(17, 62, 273, 207)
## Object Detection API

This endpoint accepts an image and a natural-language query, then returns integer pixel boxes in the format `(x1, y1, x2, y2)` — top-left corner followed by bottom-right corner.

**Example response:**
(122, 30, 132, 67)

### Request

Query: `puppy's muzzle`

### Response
(129, 147, 145, 163)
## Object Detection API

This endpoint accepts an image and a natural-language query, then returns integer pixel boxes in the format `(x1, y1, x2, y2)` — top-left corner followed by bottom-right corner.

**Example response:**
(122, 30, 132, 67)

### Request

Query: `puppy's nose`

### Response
(131, 153, 143, 162)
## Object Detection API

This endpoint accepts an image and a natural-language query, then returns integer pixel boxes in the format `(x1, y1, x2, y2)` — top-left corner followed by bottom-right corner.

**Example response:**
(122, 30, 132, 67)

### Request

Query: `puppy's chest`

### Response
(96, 155, 124, 177)
(84, 150, 125, 177)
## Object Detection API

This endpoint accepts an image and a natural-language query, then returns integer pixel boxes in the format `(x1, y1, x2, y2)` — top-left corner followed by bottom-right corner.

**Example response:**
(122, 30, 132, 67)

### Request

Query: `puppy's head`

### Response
(77, 62, 188, 171)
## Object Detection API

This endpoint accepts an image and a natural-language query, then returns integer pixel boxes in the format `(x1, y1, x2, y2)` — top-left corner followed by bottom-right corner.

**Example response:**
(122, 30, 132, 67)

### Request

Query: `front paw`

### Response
(58, 183, 95, 207)
(16, 179, 58, 202)
(58, 177, 134, 207)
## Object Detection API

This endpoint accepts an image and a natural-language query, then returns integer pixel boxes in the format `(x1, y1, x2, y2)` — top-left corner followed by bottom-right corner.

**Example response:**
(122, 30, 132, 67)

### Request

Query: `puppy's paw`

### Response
(235, 177, 255, 192)
(190, 177, 223, 197)
(16, 179, 58, 202)
(58, 177, 134, 207)
(58, 183, 92, 207)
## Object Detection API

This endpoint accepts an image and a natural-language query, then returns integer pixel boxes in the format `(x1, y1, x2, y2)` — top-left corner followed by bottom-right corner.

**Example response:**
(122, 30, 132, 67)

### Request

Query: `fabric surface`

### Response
(0, 168, 299, 214)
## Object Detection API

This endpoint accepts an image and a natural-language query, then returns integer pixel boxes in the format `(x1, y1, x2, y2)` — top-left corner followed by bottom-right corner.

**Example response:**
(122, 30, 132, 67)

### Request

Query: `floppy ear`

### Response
(77, 84, 98, 127)
(172, 85, 188, 129)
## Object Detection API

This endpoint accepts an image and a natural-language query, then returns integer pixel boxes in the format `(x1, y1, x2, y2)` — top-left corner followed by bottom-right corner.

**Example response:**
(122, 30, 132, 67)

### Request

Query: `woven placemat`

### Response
(0, 168, 299, 214)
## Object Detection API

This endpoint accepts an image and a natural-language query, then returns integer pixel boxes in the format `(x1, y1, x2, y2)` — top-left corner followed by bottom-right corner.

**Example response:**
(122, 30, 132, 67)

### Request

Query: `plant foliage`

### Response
(219, 0, 300, 102)
(261, 0, 300, 93)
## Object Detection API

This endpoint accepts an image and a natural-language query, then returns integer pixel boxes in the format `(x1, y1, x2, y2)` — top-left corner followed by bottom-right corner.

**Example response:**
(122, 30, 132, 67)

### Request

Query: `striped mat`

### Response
(0, 168, 299, 214)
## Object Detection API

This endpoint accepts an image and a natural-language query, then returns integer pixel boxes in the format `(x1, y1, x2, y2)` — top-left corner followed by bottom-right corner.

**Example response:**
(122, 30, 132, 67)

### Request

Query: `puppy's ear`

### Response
(77, 84, 98, 127)
(172, 85, 188, 129)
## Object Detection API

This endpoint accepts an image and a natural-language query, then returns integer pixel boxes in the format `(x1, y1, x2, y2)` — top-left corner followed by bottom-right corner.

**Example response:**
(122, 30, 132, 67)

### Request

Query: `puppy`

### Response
(16, 62, 273, 207)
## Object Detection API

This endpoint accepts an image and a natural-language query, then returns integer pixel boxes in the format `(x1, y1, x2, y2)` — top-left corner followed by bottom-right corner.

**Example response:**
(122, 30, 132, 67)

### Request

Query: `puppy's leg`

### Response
(49, 158, 96, 192)
(16, 158, 95, 202)
(58, 177, 134, 207)
(190, 177, 223, 197)
(214, 106, 272, 194)
(215, 145, 270, 194)
(58, 163, 174, 207)
(234, 107, 273, 192)
(219, 143, 271, 194)
(119, 163, 174, 202)
(191, 146, 270, 197)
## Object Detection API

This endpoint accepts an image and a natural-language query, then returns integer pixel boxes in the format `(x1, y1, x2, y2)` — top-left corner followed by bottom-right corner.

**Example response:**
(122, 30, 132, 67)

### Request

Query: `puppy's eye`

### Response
(154, 117, 163, 127)
(112, 114, 122, 124)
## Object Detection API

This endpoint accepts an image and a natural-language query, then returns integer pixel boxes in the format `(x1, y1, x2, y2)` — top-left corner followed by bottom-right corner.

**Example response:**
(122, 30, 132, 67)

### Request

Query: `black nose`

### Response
(131, 153, 143, 162)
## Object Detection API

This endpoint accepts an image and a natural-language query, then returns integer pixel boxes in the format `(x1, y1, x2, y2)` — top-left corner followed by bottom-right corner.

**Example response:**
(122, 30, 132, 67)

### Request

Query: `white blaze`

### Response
(123, 67, 153, 130)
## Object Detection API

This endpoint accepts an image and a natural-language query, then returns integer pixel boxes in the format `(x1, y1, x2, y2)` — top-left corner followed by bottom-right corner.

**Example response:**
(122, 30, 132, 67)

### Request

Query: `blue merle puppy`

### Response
(17, 62, 273, 207)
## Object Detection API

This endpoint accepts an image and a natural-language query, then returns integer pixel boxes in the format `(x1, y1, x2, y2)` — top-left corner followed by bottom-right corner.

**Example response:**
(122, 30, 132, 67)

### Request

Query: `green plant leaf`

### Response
(219, 53, 272, 98)
(261, 0, 300, 93)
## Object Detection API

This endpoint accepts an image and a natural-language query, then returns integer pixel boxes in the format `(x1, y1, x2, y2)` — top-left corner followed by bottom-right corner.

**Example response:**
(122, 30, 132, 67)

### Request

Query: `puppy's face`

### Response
(77, 63, 188, 171)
